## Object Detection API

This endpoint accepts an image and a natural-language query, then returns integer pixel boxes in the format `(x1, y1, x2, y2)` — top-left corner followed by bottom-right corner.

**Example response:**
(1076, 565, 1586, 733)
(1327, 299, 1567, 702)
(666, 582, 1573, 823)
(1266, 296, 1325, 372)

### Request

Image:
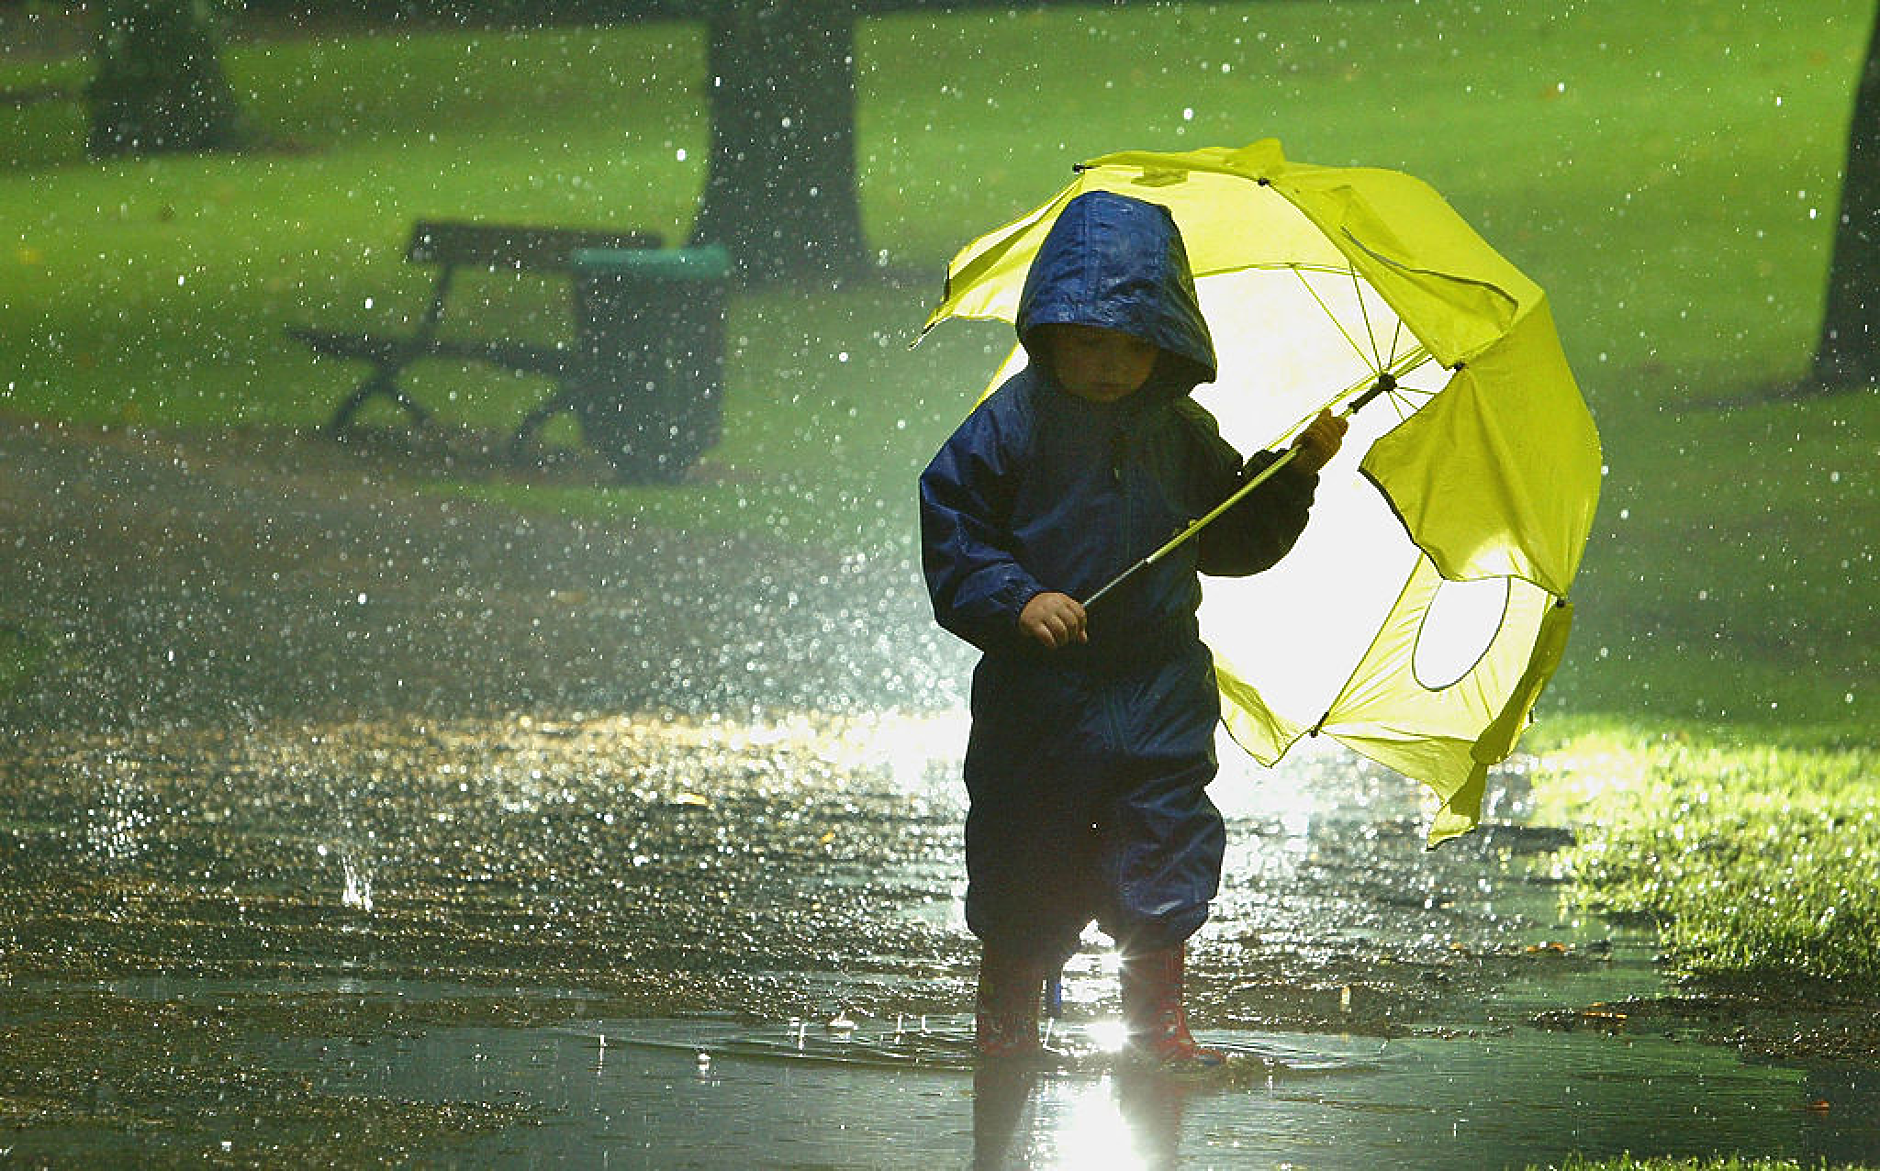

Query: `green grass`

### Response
(4, 23, 710, 428)
(861, 2, 1865, 381)
(1550, 388, 1877, 734)
(4, 1, 1878, 993)
(1533, 727, 1880, 985)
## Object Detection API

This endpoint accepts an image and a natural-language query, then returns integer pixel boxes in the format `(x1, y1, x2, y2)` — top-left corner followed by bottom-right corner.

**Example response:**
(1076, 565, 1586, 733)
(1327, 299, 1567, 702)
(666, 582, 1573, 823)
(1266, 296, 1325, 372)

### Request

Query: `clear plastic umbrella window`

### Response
(921, 141, 1602, 845)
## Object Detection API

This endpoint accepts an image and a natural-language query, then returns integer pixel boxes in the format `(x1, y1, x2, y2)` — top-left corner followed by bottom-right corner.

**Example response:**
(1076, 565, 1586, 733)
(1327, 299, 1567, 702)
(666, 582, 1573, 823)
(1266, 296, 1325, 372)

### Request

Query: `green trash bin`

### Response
(571, 244, 731, 482)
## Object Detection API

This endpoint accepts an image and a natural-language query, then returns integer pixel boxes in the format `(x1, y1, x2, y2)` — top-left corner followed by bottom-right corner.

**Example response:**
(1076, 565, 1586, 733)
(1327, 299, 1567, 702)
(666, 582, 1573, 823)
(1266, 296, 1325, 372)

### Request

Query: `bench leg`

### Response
(506, 382, 580, 462)
(327, 367, 431, 438)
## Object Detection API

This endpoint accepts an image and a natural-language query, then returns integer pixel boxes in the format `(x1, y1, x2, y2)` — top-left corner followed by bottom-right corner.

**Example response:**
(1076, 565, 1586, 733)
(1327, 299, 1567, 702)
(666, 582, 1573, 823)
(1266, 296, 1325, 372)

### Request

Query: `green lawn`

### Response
(1533, 726, 1880, 984)
(5, 1, 1878, 992)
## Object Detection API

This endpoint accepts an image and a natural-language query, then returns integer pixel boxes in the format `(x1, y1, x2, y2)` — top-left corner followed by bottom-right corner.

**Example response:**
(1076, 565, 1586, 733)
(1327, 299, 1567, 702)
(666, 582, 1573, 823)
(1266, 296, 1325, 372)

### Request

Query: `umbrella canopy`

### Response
(920, 139, 1601, 845)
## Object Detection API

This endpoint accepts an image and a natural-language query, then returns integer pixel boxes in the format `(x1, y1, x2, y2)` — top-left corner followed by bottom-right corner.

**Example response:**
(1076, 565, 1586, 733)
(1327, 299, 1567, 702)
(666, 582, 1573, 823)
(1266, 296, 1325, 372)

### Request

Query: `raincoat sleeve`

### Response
(1175, 401, 1317, 578)
(919, 403, 1047, 653)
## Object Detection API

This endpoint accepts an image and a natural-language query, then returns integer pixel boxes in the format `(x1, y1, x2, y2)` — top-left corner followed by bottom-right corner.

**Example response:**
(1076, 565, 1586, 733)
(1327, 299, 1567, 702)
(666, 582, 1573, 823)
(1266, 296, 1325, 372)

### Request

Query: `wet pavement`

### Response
(0, 420, 956, 731)
(2, 421, 1877, 1167)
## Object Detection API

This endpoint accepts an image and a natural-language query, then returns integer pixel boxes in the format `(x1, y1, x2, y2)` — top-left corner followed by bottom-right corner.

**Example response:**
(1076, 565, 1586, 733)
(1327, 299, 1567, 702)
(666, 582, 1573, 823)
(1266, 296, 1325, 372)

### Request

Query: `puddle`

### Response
(268, 1013, 1877, 1169)
(3, 710, 1878, 1166)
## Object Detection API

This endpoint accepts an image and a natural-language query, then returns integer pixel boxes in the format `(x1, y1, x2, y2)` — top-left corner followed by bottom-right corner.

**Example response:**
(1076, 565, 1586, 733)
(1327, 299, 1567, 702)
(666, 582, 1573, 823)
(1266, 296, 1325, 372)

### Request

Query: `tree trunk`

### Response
(1809, 8, 1880, 391)
(86, 0, 246, 159)
(688, 1, 867, 284)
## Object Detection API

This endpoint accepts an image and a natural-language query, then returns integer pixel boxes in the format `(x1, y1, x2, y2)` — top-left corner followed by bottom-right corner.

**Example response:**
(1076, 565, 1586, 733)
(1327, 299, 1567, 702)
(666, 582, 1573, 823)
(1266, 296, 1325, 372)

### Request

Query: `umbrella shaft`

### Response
(1081, 444, 1303, 608)
(1080, 373, 1391, 610)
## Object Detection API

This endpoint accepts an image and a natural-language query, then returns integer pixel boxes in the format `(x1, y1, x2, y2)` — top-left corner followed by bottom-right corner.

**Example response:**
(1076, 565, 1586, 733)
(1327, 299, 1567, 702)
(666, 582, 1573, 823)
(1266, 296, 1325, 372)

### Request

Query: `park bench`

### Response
(287, 219, 665, 447)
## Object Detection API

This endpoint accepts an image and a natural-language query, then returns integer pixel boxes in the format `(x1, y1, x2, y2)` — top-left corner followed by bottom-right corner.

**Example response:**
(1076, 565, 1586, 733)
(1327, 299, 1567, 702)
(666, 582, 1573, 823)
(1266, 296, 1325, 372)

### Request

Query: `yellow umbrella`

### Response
(920, 140, 1602, 845)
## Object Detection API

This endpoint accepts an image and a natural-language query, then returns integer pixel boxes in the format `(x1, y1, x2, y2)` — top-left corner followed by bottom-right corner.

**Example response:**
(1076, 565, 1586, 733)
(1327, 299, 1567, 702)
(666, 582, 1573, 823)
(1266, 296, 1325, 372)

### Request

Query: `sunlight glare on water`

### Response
(1081, 1018, 1130, 1054)
(1052, 1077, 1154, 1171)
(819, 709, 972, 795)
(1210, 727, 1334, 824)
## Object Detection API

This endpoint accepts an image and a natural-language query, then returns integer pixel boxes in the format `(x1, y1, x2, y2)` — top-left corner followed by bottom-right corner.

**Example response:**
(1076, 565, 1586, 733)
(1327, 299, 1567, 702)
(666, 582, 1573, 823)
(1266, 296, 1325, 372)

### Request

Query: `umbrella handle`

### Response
(1080, 372, 1395, 610)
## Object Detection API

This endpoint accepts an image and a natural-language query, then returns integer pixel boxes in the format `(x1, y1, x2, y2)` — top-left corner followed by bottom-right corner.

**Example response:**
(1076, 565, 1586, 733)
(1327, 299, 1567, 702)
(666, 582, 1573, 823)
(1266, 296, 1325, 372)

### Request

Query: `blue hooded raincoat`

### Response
(919, 191, 1318, 963)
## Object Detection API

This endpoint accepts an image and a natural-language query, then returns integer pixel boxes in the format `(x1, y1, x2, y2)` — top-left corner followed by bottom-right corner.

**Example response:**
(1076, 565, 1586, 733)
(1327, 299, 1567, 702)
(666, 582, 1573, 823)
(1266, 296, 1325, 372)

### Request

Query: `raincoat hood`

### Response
(1015, 190, 1217, 393)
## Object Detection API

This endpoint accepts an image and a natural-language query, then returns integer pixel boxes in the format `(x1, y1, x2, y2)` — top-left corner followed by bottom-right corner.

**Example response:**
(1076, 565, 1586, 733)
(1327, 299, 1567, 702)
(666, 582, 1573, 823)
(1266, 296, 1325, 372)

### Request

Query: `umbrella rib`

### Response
(1290, 266, 1382, 376)
(1349, 265, 1388, 373)
(1380, 347, 1435, 421)
(1386, 386, 1430, 423)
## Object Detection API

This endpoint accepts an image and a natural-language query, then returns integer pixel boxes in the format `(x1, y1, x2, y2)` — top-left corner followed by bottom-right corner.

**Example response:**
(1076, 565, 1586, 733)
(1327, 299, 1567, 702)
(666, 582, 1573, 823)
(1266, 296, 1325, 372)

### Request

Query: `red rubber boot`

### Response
(1120, 944, 1226, 1074)
(974, 946, 1045, 1060)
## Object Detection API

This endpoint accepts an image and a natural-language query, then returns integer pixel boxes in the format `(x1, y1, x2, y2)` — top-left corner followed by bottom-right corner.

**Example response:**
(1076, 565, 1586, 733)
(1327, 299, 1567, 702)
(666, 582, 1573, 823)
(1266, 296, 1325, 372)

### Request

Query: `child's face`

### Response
(1041, 324, 1158, 403)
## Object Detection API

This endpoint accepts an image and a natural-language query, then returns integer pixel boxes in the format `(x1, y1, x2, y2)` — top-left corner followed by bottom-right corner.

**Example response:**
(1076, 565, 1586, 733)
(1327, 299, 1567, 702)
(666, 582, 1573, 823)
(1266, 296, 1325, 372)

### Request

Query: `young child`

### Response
(919, 190, 1346, 1071)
